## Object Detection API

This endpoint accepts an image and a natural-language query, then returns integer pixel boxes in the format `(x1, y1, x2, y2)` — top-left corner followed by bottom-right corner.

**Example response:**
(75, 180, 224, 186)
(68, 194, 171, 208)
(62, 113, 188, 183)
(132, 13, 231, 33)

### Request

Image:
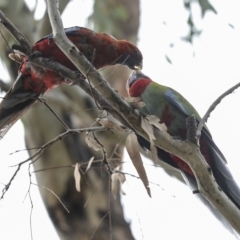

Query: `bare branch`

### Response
(1, 126, 107, 198)
(32, 183, 70, 213)
(196, 82, 240, 138)
(27, 54, 132, 128)
(45, 0, 240, 233)
(46, 0, 140, 129)
(1, 1, 239, 234)
(0, 10, 32, 55)
(38, 98, 70, 130)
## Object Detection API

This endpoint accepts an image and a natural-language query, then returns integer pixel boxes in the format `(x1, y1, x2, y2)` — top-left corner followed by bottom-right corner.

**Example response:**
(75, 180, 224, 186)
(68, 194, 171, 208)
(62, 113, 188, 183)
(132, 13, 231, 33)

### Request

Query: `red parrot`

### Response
(127, 71, 240, 232)
(0, 26, 143, 138)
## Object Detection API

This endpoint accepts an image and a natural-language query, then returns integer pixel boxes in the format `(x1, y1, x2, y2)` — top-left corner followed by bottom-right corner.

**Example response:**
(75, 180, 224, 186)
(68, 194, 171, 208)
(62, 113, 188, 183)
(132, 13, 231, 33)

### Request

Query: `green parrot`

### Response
(127, 71, 240, 232)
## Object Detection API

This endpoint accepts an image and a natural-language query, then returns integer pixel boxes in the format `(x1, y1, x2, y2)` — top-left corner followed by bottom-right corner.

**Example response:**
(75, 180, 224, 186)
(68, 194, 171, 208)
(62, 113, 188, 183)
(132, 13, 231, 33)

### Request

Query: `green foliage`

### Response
(183, 0, 217, 43)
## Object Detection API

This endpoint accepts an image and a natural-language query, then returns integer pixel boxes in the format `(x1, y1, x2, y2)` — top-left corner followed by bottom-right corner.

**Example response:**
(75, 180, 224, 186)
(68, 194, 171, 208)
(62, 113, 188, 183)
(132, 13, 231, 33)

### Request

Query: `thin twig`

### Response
(27, 55, 133, 129)
(38, 98, 69, 130)
(196, 82, 240, 138)
(32, 183, 70, 213)
(83, 181, 103, 208)
(91, 123, 113, 239)
(1, 164, 20, 199)
(28, 165, 34, 240)
(0, 10, 32, 55)
(2, 126, 107, 198)
(108, 174, 112, 240)
(90, 212, 109, 240)
(32, 164, 74, 173)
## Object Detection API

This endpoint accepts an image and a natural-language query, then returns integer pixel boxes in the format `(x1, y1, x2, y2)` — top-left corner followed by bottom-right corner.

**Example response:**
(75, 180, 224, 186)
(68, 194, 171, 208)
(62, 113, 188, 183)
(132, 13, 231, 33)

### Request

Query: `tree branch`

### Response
(1, 2, 239, 234)
(45, 0, 240, 233)
(196, 82, 240, 138)
(0, 10, 32, 55)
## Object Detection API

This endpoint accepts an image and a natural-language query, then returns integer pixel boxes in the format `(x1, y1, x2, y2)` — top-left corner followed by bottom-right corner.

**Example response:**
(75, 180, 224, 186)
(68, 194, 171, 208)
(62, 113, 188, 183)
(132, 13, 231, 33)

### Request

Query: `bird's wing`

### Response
(165, 89, 240, 209)
(165, 89, 227, 162)
(35, 26, 85, 43)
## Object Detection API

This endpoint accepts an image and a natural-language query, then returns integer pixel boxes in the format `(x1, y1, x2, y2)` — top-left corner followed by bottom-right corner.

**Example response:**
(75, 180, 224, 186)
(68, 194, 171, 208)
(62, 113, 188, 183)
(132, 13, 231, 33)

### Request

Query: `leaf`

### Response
(117, 171, 126, 196)
(125, 97, 146, 108)
(111, 173, 119, 199)
(197, 0, 217, 17)
(8, 53, 25, 63)
(165, 55, 172, 64)
(125, 97, 141, 102)
(99, 118, 125, 132)
(141, 117, 159, 163)
(111, 166, 126, 199)
(74, 163, 81, 192)
(228, 23, 234, 29)
(85, 157, 94, 173)
(150, 139, 159, 163)
(85, 136, 103, 151)
(141, 116, 156, 141)
(146, 115, 167, 132)
(125, 132, 151, 197)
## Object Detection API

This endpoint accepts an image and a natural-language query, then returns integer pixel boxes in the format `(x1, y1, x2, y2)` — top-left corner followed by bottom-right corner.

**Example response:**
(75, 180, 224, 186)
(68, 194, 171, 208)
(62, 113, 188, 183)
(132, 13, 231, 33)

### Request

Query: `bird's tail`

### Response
(136, 133, 239, 235)
(0, 73, 39, 139)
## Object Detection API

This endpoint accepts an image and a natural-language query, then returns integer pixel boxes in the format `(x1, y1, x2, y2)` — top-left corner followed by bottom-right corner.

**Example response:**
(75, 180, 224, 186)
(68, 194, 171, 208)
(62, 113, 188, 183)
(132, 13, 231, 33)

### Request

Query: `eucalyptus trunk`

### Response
(0, 0, 140, 239)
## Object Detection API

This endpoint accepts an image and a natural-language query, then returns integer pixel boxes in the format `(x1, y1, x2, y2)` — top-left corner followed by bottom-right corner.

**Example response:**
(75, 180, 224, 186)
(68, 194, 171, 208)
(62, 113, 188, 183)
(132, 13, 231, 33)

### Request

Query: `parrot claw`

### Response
(193, 189, 200, 194)
(38, 97, 47, 103)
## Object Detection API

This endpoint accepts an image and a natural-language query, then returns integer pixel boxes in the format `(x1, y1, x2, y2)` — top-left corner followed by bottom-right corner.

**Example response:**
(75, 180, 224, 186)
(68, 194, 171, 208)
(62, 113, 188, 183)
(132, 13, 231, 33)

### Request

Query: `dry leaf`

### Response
(125, 132, 151, 197)
(141, 116, 156, 141)
(146, 115, 172, 142)
(128, 101, 146, 108)
(85, 136, 103, 151)
(125, 97, 142, 102)
(111, 171, 126, 199)
(111, 173, 118, 199)
(125, 97, 146, 108)
(99, 118, 125, 132)
(146, 115, 167, 132)
(141, 117, 159, 163)
(150, 140, 159, 163)
(74, 163, 81, 192)
(118, 172, 126, 196)
(8, 53, 25, 63)
(85, 157, 94, 173)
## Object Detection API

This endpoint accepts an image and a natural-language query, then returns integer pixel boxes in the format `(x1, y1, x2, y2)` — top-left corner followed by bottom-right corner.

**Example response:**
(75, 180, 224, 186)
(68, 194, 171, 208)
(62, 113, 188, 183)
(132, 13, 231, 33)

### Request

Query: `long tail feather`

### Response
(0, 73, 38, 139)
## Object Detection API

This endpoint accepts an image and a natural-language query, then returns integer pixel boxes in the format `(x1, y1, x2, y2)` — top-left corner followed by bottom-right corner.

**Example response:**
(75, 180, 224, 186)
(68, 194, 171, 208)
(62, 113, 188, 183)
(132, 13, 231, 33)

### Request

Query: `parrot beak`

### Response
(127, 70, 150, 89)
(133, 61, 143, 70)
(127, 70, 140, 89)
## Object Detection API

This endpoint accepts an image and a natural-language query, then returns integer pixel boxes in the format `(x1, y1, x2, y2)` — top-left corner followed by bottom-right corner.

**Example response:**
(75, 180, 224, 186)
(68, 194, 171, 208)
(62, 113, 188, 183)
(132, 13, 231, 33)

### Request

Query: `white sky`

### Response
(0, 0, 240, 239)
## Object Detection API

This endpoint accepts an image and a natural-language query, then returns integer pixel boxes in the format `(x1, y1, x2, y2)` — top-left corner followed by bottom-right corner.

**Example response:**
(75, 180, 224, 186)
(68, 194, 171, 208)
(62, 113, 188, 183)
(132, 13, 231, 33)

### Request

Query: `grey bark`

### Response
(0, 0, 140, 239)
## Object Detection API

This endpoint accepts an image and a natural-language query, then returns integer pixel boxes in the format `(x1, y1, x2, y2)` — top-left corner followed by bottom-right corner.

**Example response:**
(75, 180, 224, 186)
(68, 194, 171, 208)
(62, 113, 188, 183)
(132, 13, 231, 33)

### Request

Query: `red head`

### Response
(127, 71, 152, 97)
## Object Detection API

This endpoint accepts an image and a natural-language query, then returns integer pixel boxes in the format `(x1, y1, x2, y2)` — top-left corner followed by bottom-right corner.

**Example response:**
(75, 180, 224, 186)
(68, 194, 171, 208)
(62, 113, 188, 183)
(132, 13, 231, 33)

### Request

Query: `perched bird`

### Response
(0, 26, 143, 138)
(127, 71, 240, 231)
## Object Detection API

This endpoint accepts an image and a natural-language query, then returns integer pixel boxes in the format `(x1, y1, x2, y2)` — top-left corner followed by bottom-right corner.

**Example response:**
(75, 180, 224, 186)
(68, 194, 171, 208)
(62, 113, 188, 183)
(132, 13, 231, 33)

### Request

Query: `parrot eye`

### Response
(64, 78, 73, 84)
